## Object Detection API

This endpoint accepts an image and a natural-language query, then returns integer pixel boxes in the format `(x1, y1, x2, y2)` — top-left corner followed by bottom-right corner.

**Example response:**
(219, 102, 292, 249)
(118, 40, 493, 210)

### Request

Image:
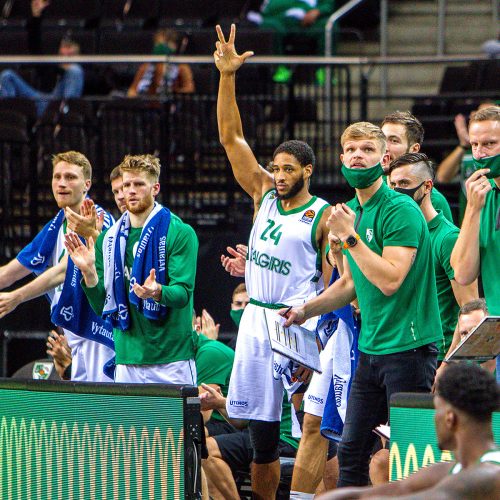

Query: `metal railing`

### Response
(0, 54, 495, 256)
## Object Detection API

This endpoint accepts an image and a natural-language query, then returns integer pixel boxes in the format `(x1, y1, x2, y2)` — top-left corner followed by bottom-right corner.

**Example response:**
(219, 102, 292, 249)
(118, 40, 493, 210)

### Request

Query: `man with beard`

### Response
(0, 151, 115, 382)
(214, 24, 331, 499)
(316, 362, 500, 500)
(282, 121, 442, 487)
(381, 111, 454, 222)
(66, 154, 198, 384)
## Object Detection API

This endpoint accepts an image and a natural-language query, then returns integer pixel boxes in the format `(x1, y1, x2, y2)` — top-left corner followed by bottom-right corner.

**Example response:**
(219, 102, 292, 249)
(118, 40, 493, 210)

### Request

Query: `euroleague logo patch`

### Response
(300, 209, 315, 224)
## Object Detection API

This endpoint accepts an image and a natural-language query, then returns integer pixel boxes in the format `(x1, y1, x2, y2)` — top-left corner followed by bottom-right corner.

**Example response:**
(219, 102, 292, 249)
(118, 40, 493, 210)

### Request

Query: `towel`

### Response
(102, 203, 171, 330)
(17, 210, 65, 273)
(320, 306, 360, 442)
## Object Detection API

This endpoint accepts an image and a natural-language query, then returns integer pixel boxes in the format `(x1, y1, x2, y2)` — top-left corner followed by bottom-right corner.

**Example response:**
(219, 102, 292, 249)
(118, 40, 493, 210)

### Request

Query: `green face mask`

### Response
(473, 153, 500, 179)
(341, 162, 384, 189)
(230, 309, 244, 328)
(153, 43, 174, 56)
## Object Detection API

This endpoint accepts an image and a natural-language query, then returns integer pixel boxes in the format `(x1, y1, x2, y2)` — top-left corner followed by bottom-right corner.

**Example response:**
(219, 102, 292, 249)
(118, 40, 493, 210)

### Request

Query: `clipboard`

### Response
(445, 316, 500, 363)
(264, 310, 322, 373)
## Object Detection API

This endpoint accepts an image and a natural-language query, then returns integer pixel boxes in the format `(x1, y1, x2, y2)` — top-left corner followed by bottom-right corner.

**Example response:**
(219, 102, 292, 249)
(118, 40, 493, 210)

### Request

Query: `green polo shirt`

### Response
(479, 184, 500, 315)
(459, 151, 475, 223)
(193, 332, 234, 422)
(345, 182, 443, 355)
(431, 187, 453, 223)
(83, 213, 198, 365)
(427, 211, 460, 360)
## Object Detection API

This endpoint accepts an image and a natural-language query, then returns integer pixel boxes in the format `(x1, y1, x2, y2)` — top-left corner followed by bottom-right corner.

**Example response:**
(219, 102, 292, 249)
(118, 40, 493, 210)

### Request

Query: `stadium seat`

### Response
(41, 0, 101, 29)
(98, 28, 154, 54)
(98, 98, 167, 174)
(41, 27, 98, 55)
(0, 29, 29, 54)
(101, 0, 160, 29)
(159, 0, 216, 28)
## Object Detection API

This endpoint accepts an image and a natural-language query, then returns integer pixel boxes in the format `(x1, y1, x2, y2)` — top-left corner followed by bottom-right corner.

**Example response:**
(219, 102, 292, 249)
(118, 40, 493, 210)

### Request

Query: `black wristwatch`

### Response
(343, 234, 360, 250)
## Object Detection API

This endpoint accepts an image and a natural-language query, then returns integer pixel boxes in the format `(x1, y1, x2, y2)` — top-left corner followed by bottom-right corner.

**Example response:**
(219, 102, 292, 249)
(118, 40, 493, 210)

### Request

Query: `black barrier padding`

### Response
(0, 378, 199, 398)
(390, 392, 434, 409)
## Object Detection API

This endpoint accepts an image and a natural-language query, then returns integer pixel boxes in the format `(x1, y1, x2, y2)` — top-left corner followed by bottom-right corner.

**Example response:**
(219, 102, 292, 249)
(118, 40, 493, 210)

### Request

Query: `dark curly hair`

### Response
(273, 140, 316, 169)
(436, 362, 500, 422)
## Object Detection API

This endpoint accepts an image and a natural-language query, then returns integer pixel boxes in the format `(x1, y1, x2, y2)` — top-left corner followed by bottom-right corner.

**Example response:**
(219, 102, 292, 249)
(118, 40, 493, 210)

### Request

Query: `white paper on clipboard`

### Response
(264, 310, 322, 373)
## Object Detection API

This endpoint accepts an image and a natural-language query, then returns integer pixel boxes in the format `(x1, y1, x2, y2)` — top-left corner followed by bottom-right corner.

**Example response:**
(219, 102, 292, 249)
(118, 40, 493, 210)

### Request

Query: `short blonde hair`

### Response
(52, 151, 92, 180)
(469, 105, 500, 124)
(341, 122, 387, 153)
(119, 154, 161, 183)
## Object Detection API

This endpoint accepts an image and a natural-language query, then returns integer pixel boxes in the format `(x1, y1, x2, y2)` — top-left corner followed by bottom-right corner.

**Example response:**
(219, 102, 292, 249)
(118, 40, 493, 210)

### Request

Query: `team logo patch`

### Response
(300, 209, 315, 224)
(32, 362, 53, 380)
(366, 228, 373, 242)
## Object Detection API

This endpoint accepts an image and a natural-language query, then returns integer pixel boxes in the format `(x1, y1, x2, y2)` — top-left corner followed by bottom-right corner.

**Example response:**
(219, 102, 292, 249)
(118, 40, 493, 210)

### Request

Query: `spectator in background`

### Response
(0, 0, 84, 116)
(127, 29, 195, 97)
(249, 0, 334, 54)
(435, 102, 496, 223)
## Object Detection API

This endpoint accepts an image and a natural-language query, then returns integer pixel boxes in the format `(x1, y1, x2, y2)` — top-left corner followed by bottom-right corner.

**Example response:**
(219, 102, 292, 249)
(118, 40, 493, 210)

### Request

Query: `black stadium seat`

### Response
(101, 0, 160, 29)
(41, 0, 101, 28)
(98, 28, 154, 54)
(41, 28, 98, 55)
(0, 29, 29, 54)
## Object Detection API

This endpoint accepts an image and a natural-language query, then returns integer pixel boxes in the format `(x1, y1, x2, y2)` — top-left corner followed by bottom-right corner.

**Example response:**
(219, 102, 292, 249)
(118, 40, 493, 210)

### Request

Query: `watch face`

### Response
(347, 235, 357, 246)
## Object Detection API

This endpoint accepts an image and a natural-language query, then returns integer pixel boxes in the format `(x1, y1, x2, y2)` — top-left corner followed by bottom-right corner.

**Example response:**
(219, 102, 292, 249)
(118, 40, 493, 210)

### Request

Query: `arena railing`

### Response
(0, 53, 495, 254)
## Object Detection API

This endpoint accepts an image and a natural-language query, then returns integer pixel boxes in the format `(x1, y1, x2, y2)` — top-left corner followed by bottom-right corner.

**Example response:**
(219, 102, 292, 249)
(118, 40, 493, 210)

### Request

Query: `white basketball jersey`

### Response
(245, 189, 329, 305)
(46, 224, 67, 309)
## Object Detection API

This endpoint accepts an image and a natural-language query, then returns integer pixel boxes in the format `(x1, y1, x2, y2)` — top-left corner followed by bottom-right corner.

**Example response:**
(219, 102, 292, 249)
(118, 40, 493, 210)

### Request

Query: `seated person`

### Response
(201, 384, 299, 500)
(440, 298, 497, 375)
(317, 362, 500, 499)
(0, 0, 84, 116)
(248, 0, 334, 54)
(127, 29, 195, 97)
(193, 323, 236, 436)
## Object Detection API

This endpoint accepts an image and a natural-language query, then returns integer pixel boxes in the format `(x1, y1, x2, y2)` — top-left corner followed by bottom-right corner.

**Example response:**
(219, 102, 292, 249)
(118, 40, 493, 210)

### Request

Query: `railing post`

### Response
(324, 0, 366, 142)
(493, 0, 499, 27)
(437, 0, 446, 56)
(360, 69, 369, 122)
(379, 0, 388, 98)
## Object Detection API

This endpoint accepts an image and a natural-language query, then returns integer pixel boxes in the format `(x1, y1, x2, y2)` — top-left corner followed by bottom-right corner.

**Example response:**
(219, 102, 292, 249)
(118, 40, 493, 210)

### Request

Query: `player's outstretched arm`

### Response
(0, 258, 32, 290)
(0, 257, 67, 318)
(215, 24, 274, 203)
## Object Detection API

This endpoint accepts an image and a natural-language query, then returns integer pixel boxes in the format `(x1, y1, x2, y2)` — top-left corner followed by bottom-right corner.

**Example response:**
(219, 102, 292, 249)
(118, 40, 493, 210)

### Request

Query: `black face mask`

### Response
(394, 181, 426, 205)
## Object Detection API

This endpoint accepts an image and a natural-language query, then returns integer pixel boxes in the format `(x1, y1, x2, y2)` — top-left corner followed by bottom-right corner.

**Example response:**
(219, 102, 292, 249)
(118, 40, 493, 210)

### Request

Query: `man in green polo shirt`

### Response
(381, 110, 454, 222)
(66, 154, 199, 384)
(194, 330, 236, 435)
(282, 122, 443, 486)
(388, 152, 478, 363)
(451, 105, 500, 381)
